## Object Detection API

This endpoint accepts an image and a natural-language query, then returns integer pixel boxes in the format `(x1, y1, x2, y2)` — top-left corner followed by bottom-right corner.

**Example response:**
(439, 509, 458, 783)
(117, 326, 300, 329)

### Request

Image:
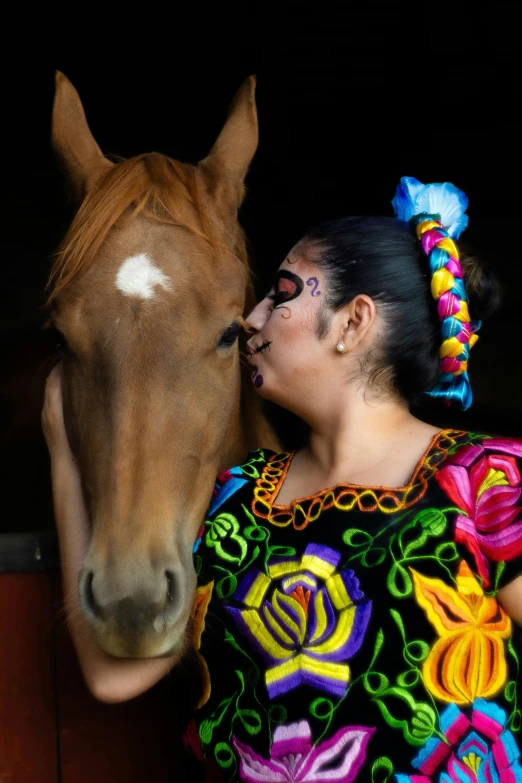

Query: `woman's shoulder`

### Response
(440, 429, 522, 462)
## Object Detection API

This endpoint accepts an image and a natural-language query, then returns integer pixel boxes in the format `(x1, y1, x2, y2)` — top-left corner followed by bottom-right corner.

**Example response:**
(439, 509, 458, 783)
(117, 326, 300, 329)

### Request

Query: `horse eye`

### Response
(50, 327, 69, 354)
(218, 322, 240, 348)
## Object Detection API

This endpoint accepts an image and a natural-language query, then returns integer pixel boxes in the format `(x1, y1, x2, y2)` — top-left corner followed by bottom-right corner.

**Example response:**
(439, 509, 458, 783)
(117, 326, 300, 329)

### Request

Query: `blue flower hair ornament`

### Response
(392, 176, 469, 239)
(392, 176, 479, 410)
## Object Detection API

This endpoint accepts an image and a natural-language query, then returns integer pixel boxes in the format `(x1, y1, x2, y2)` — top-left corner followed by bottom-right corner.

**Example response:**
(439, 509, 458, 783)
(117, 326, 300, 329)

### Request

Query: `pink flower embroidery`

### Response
(233, 719, 374, 783)
(436, 438, 522, 587)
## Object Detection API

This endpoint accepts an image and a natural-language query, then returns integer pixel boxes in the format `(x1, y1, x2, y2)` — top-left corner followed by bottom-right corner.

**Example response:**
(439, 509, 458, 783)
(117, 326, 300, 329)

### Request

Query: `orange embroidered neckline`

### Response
(251, 429, 466, 529)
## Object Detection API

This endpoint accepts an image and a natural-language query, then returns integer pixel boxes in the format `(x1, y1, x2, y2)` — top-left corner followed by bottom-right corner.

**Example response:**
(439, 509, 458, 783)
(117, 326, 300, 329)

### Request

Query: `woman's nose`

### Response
(244, 299, 269, 333)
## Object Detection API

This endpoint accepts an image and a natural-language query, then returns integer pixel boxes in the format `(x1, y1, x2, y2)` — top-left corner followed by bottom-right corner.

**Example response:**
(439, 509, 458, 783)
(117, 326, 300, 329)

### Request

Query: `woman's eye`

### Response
(218, 323, 240, 348)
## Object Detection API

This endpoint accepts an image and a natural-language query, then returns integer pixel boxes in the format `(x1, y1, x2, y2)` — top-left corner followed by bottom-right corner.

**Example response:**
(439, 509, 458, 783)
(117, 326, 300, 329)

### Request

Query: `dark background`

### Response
(2, 5, 521, 532)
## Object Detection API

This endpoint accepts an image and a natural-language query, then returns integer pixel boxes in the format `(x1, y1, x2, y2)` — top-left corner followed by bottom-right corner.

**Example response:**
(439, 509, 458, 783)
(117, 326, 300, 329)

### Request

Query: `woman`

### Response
(43, 177, 522, 781)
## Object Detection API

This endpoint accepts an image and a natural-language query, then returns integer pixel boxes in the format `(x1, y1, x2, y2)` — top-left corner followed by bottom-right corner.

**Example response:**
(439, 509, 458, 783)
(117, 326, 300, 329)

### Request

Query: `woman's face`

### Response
(245, 242, 334, 409)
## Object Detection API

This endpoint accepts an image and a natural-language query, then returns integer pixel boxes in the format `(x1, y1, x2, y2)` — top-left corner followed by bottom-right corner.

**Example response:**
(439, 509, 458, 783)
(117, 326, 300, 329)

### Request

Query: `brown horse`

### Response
(48, 72, 279, 659)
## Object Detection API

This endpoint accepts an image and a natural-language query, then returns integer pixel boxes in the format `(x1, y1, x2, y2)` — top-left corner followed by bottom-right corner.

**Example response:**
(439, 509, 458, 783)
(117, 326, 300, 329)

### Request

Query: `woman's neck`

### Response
(295, 389, 440, 485)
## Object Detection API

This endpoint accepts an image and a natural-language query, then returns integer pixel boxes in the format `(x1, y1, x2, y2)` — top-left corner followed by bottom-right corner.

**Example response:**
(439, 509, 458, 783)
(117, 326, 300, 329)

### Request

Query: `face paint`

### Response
(306, 277, 321, 297)
(267, 270, 304, 317)
(254, 341, 272, 354)
(252, 367, 264, 387)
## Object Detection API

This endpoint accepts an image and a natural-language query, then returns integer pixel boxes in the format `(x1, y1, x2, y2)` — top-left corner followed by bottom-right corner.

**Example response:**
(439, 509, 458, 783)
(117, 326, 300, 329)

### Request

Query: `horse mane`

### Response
(47, 152, 249, 304)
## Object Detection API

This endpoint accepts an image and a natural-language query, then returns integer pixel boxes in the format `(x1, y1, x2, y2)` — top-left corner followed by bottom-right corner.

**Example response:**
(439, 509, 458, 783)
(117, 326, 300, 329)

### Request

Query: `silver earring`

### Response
(336, 342, 346, 353)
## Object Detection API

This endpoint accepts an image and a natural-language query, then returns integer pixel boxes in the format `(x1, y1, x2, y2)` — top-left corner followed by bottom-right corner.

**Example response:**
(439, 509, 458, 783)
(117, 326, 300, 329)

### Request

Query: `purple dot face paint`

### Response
(306, 277, 321, 296)
(254, 374, 264, 388)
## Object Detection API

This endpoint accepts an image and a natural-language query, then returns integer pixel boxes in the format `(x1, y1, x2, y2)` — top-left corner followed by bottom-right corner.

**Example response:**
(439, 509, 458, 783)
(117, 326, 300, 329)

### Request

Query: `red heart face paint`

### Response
(267, 270, 304, 315)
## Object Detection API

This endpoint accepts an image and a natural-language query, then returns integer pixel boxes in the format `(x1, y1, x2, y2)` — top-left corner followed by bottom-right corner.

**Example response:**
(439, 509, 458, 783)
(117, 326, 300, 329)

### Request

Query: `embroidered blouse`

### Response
(184, 429, 522, 782)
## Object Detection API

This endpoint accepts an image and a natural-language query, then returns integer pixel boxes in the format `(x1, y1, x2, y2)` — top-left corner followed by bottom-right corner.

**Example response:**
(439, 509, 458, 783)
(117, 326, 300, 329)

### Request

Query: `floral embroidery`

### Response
(191, 581, 214, 708)
(227, 543, 372, 698)
(396, 698, 522, 781)
(436, 438, 522, 587)
(191, 433, 521, 780)
(253, 431, 465, 529)
(205, 513, 248, 565)
(412, 561, 511, 704)
(233, 719, 375, 783)
(208, 465, 250, 516)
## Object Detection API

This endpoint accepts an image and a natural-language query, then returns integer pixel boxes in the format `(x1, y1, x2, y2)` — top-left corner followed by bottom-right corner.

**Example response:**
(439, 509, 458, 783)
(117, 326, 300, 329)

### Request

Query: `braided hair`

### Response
(412, 214, 480, 409)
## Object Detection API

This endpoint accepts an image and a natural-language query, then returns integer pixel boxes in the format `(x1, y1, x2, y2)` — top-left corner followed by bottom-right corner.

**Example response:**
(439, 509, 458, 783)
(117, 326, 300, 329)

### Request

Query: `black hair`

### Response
(304, 216, 501, 405)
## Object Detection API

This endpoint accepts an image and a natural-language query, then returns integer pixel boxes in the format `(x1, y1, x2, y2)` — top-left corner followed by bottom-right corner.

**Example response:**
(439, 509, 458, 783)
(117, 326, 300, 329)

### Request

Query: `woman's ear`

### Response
(338, 295, 377, 351)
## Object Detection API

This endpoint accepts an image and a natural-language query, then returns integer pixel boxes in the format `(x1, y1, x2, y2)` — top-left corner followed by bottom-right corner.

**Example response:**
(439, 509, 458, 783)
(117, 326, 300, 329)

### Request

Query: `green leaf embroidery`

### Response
(402, 530, 428, 558)
(434, 541, 459, 562)
(372, 688, 436, 746)
(371, 756, 394, 783)
(206, 513, 248, 565)
(214, 742, 235, 768)
(240, 451, 267, 480)
(343, 528, 373, 548)
(309, 697, 335, 721)
(387, 561, 413, 598)
(370, 628, 385, 669)
(216, 572, 238, 600)
(233, 708, 262, 736)
(390, 609, 429, 664)
(416, 508, 447, 536)
(199, 694, 235, 744)
(361, 547, 387, 567)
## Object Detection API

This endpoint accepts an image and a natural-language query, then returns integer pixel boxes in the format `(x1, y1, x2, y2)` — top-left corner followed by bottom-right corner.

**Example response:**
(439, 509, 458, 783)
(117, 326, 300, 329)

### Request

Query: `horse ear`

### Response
(51, 71, 113, 204)
(198, 75, 258, 213)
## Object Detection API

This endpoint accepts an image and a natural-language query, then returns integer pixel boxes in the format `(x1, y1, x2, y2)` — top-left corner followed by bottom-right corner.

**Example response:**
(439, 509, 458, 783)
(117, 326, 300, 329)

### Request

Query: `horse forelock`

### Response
(46, 152, 250, 307)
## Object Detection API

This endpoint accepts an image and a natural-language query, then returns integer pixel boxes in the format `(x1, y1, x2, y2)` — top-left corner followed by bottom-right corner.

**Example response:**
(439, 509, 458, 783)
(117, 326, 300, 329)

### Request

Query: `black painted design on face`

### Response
(268, 270, 304, 307)
(254, 341, 272, 354)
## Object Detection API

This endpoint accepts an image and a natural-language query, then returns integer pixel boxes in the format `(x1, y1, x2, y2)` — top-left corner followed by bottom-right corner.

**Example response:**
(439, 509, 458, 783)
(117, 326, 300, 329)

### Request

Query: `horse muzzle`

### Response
(78, 558, 196, 658)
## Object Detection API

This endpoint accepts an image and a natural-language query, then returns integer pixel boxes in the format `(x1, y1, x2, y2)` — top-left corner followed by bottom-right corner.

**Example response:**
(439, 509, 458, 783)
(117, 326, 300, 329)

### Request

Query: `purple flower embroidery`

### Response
(395, 698, 522, 782)
(227, 543, 372, 699)
(233, 719, 375, 783)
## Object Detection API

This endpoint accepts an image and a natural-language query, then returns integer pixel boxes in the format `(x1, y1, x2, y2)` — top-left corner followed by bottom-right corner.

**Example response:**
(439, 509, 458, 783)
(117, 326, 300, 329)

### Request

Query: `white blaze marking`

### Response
(115, 253, 172, 299)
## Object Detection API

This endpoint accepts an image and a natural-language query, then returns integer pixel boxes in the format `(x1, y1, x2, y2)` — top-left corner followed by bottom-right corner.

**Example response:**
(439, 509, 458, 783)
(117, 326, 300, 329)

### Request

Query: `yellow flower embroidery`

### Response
(411, 561, 511, 705)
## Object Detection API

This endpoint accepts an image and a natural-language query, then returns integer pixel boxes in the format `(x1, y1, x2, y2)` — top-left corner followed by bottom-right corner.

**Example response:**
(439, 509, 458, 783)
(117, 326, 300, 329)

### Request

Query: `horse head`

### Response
(49, 72, 278, 659)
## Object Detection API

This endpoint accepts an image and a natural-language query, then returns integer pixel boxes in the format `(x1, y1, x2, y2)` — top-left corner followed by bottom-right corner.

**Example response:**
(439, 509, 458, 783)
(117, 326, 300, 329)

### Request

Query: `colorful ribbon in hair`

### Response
(392, 176, 480, 410)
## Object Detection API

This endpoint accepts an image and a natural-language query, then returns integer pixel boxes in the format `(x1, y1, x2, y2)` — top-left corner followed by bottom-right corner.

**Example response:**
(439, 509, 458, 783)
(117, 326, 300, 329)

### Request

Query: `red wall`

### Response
(0, 572, 189, 782)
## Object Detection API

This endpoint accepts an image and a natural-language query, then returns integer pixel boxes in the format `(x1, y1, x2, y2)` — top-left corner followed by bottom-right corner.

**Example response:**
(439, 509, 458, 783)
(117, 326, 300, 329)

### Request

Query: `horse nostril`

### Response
(84, 571, 101, 619)
(165, 570, 174, 603)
